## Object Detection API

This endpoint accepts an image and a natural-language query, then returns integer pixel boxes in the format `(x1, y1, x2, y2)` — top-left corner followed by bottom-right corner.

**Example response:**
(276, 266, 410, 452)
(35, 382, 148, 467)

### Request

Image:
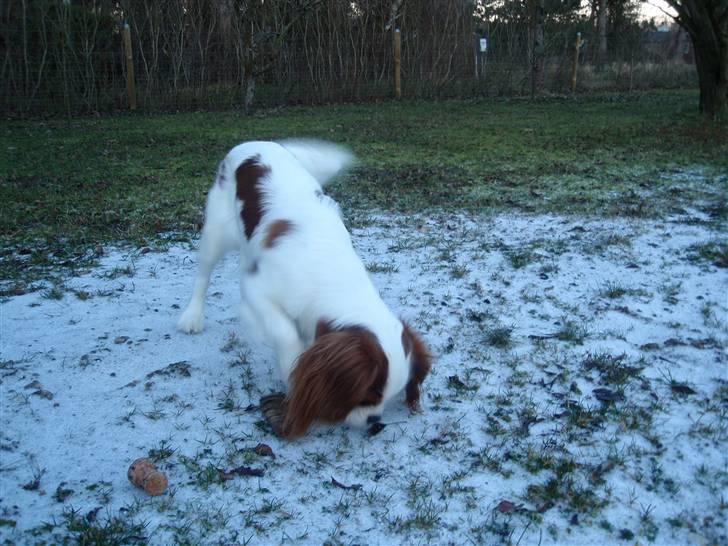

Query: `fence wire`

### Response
(1, 1, 695, 116)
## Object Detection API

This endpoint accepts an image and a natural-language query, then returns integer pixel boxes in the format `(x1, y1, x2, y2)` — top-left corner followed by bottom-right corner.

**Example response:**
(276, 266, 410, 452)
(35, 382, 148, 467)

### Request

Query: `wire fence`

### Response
(1, 1, 696, 117)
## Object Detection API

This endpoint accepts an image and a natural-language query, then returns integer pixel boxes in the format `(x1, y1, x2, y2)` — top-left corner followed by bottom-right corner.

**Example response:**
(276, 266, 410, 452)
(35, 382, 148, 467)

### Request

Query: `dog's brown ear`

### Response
(282, 328, 388, 438)
(402, 323, 431, 411)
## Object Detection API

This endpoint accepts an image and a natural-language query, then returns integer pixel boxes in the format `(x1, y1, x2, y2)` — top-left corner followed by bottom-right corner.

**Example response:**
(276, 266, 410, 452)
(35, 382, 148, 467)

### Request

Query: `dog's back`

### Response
(177, 140, 354, 334)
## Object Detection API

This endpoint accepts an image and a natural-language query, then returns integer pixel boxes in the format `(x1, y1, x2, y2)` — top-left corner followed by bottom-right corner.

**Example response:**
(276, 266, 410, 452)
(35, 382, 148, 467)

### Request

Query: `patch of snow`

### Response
(1, 211, 725, 545)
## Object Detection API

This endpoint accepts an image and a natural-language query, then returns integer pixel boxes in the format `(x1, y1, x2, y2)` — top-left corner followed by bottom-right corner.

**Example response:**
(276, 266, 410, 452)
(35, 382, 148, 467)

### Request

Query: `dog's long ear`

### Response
(402, 323, 432, 411)
(282, 329, 388, 438)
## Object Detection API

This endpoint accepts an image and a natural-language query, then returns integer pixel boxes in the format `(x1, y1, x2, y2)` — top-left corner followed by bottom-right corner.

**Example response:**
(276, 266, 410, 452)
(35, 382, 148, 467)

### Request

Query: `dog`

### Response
(177, 140, 430, 438)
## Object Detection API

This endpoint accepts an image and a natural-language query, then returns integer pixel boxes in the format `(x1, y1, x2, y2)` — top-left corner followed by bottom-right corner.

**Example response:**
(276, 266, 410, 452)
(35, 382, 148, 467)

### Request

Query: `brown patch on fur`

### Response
(235, 155, 270, 239)
(402, 322, 432, 411)
(315, 318, 335, 340)
(263, 219, 294, 248)
(282, 326, 388, 438)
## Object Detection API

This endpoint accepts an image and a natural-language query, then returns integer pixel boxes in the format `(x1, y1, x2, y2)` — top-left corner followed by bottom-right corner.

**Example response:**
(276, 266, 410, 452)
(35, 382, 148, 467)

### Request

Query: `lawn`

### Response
(1, 90, 726, 286)
(0, 91, 726, 545)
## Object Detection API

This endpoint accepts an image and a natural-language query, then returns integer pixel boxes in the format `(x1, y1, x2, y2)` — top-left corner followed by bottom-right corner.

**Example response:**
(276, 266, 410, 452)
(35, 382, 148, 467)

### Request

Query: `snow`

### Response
(1, 211, 726, 545)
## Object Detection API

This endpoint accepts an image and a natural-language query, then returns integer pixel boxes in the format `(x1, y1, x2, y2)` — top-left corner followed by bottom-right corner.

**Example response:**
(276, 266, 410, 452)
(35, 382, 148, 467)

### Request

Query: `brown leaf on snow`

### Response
(32, 389, 54, 400)
(429, 434, 450, 446)
(217, 470, 235, 481)
(592, 387, 624, 402)
(495, 499, 521, 513)
(331, 477, 362, 491)
(670, 383, 697, 395)
(447, 374, 467, 389)
(254, 443, 275, 458)
(146, 361, 191, 379)
(218, 465, 265, 481)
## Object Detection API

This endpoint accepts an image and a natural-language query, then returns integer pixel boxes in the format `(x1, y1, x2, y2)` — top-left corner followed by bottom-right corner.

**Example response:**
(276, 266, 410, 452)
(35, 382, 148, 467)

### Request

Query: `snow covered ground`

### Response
(1, 210, 726, 545)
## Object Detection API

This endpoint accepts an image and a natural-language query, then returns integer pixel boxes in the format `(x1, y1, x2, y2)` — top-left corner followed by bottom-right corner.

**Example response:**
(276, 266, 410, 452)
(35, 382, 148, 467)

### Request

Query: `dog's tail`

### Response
(279, 139, 355, 187)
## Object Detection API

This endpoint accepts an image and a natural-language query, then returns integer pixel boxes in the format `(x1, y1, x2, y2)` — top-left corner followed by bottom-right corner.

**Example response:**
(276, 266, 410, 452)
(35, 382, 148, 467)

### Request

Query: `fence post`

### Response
(394, 28, 401, 100)
(123, 23, 137, 110)
(571, 32, 582, 93)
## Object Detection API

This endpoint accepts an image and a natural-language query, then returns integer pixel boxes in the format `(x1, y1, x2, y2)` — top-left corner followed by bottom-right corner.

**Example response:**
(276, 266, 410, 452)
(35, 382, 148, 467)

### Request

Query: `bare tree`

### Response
(128, 1, 164, 101)
(664, 0, 727, 117)
(530, 0, 545, 96)
(596, 0, 608, 69)
(232, 0, 321, 113)
(0, 0, 701, 114)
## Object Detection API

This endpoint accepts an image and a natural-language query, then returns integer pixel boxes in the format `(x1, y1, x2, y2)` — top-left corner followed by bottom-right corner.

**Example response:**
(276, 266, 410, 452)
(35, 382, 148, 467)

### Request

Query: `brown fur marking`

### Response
(315, 318, 336, 340)
(235, 155, 270, 239)
(282, 326, 388, 438)
(402, 322, 432, 411)
(264, 219, 294, 248)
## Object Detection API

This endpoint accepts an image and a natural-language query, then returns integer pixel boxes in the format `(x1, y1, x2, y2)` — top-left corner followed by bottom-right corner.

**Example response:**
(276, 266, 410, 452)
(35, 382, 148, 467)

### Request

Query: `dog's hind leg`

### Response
(178, 179, 241, 334)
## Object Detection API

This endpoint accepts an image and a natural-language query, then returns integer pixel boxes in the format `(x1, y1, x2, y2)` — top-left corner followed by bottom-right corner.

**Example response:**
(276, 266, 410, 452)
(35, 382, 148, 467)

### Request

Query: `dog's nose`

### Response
(366, 415, 381, 424)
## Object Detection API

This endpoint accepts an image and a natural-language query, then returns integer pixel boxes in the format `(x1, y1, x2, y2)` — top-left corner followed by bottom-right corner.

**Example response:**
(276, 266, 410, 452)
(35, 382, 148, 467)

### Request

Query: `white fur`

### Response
(177, 140, 410, 427)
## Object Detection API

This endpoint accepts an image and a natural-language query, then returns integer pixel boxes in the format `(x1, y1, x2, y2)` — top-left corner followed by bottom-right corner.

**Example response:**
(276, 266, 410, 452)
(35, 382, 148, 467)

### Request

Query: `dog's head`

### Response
(280, 320, 431, 438)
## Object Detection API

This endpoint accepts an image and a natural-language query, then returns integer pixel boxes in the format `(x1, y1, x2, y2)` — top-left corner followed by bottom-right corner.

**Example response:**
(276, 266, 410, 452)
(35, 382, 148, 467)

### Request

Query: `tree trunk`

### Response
(667, 0, 727, 118)
(596, 0, 608, 70)
(244, 73, 256, 115)
(691, 33, 727, 117)
(530, 0, 545, 97)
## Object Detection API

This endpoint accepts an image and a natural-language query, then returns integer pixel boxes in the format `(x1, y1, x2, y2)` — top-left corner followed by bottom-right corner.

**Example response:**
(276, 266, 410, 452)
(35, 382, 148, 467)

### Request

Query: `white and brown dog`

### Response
(177, 140, 430, 438)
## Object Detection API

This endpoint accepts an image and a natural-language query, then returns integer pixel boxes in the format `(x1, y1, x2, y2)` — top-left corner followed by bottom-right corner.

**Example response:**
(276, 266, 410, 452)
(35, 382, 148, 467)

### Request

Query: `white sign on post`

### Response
(479, 38, 487, 52)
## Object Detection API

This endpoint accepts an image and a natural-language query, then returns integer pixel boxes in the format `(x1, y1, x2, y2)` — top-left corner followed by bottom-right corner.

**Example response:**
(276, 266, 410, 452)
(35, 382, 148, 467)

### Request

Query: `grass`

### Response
(484, 325, 515, 349)
(686, 240, 728, 268)
(556, 319, 589, 344)
(2, 90, 727, 546)
(599, 281, 650, 300)
(1, 90, 727, 285)
(35, 507, 148, 546)
(582, 352, 642, 386)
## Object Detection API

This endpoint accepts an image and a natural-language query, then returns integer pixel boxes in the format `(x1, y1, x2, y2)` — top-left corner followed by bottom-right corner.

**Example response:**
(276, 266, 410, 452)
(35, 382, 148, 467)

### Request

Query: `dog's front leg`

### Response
(178, 183, 241, 334)
(241, 283, 304, 382)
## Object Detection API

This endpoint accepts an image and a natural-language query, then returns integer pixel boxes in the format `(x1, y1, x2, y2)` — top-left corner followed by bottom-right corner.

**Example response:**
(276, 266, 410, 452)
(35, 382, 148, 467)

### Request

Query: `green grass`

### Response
(36, 507, 148, 546)
(1, 90, 726, 284)
(686, 240, 728, 268)
(556, 319, 589, 344)
(484, 325, 515, 349)
(582, 352, 643, 386)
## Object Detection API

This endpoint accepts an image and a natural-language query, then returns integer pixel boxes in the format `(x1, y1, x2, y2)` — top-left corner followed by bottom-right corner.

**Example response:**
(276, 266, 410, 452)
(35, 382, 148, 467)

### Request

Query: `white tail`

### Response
(278, 139, 355, 186)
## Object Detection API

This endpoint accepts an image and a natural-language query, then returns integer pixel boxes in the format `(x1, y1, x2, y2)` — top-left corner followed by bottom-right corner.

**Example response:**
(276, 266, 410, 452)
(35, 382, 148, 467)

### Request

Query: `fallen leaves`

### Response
(24, 380, 54, 400)
(254, 443, 275, 458)
(592, 388, 624, 403)
(146, 361, 191, 379)
(670, 383, 697, 396)
(217, 465, 265, 481)
(331, 477, 362, 491)
(494, 499, 526, 514)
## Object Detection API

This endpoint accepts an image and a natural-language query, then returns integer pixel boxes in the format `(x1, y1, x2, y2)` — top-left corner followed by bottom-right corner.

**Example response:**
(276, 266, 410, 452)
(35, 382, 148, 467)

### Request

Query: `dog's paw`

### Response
(177, 305, 204, 334)
(260, 393, 287, 437)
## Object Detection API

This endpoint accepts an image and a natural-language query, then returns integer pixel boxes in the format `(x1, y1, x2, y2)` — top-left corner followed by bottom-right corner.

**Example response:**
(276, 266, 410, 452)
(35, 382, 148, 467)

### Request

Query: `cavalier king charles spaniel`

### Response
(177, 140, 430, 438)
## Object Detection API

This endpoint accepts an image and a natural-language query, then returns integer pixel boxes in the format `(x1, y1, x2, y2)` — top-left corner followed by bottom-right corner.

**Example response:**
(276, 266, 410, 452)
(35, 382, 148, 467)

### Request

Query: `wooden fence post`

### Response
(571, 32, 582, 93)
(123, 23, 137, 110)
(394, 28, 401, 100)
